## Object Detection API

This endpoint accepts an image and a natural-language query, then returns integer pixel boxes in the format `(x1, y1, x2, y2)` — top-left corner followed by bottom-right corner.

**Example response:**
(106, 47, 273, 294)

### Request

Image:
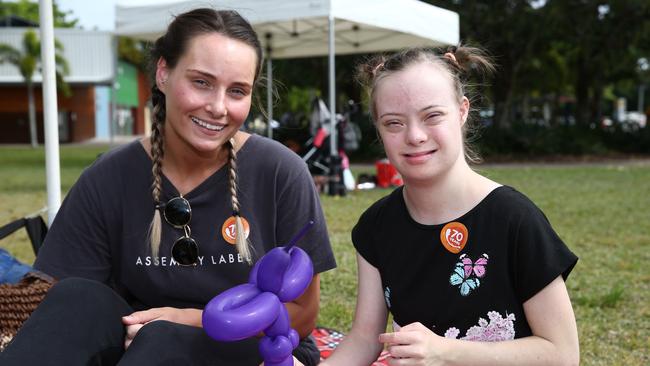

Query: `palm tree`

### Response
(0, 29, 70, 147)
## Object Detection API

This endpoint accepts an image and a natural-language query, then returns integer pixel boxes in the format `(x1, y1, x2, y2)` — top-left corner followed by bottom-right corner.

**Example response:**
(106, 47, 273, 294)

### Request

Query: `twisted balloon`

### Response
(203, 221, 315, 366)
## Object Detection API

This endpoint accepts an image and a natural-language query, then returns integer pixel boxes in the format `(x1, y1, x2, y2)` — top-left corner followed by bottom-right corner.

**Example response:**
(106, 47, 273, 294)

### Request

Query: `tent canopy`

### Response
(115, 0, 459, 58)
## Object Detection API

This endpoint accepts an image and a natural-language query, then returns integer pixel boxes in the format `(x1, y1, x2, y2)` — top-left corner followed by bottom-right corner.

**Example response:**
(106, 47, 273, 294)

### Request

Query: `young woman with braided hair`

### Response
(296, 46, 579, 366)
(1, 8, 335, 366)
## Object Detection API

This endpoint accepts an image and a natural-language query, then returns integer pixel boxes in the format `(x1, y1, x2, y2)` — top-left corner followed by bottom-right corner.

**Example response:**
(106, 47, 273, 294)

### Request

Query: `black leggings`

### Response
(0, 277, 320, 365)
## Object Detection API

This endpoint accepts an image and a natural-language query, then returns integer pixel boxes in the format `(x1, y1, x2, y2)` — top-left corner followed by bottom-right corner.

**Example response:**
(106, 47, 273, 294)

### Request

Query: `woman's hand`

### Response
(121, 307, 202, 349)
(379, 322, 452, 366)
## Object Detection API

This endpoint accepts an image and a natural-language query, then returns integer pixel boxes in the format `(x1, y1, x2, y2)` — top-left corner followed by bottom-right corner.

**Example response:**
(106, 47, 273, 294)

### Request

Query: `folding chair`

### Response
(0, 212, 52, 351)
(0, 215, 48, 255)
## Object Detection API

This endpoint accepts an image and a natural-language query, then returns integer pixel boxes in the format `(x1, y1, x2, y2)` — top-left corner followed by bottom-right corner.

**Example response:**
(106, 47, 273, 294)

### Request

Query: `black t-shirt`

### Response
(35, 135, 336, 310)
(353, 186, 577, 341)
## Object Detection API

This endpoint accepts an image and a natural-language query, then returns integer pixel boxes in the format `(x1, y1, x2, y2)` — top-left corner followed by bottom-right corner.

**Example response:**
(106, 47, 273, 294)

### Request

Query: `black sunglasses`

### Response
(161, 196, 199, 266)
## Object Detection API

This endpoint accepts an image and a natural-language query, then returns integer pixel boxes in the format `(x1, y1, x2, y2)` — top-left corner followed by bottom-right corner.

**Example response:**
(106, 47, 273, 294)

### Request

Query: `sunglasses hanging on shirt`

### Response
(160, 196, 199, 266)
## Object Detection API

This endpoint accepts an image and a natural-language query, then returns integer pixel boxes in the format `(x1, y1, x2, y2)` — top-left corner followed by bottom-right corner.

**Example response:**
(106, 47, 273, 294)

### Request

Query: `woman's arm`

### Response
(286, 274, 321, 338)
(122, 274, 322, 347)
(121, 275, 319, 351)
(379, 276, 579, 366)
(321, 254, 388, 366)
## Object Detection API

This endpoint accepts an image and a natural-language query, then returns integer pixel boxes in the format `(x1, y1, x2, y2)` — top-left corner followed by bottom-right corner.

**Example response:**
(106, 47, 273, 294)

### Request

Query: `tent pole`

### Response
(266, 34, 273, 139)
(327, 13, 344, 196)
(110, 36, 118, 147)
(39, 0, 62, 225)
(266, 57, 273, 139)
(328, 14, 336, 157)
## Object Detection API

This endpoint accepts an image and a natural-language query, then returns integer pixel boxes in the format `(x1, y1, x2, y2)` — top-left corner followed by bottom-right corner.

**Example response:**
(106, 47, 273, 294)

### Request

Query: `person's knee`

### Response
(124, 321, 264, 365)
(133, 320, 178, 343)
(2, 278, 130, 363)
(45, 277, 130, 317)
(121, 321, 190, 365)
(49, 277, 110, 300)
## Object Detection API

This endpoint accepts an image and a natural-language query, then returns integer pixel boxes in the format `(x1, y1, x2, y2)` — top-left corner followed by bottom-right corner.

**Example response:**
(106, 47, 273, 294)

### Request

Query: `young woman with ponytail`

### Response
(1, 8, 335, 366)
(296, 46, 579, 366)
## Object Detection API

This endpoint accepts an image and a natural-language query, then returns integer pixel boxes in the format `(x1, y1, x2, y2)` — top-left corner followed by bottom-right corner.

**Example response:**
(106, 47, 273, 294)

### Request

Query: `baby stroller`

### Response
(302, 98, 360, 194)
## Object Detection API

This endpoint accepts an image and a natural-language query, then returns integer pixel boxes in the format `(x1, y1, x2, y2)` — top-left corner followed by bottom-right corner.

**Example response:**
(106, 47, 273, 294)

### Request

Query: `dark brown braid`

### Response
(228, 138, 253, 263)
(148, 85, 166, 257)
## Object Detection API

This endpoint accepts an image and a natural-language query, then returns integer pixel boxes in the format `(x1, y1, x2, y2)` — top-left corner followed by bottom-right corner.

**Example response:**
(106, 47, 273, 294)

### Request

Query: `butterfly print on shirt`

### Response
(449, 253, 489, 296)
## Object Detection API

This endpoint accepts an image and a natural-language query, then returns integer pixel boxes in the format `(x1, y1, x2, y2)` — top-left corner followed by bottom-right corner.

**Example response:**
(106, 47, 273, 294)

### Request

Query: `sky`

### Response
(56, 0, 181, 31)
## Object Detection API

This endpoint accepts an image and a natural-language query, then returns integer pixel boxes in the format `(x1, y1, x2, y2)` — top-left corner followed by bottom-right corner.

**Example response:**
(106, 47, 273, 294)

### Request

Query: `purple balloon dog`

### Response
(202, 221, 315, 366)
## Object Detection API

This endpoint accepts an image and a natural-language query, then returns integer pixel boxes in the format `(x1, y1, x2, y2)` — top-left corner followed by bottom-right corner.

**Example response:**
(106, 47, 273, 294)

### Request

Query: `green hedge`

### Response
(348, 122, 650, 161)
(475, 124, 650, 158)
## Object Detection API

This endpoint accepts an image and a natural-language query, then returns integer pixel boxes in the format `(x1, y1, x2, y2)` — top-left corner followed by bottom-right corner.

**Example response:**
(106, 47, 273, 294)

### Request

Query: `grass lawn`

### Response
(1, 145, 648, 365)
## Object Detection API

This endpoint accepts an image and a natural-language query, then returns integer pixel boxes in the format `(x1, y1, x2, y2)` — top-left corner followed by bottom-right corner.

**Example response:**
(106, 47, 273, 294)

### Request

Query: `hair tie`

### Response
(444, 52, 458, 65)
(372, 62, 385, 76)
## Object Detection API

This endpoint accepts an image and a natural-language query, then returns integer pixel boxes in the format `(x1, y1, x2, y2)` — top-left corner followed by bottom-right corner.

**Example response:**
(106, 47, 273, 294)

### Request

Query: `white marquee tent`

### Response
(115, 0, 459, 154)
(116, 0, 459, 58)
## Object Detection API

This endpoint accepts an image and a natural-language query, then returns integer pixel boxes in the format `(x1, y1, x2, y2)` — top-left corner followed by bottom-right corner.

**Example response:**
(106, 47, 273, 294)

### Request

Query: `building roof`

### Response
(0, 28, 114, 85)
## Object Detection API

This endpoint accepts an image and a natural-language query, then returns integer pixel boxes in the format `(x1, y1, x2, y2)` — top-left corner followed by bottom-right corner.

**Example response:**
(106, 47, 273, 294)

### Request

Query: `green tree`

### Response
(426, 0, 547, 128)
(0, 0, 78, 28)
(546, 0, 650, 125)
(118, 37, 148, 70)
(0, 30, 70, 147)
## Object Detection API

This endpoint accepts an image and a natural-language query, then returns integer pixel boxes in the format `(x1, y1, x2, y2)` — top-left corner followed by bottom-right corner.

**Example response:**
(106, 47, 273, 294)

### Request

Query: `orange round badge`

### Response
(440, 222, 468, 254)
(221, 216, 250, 245)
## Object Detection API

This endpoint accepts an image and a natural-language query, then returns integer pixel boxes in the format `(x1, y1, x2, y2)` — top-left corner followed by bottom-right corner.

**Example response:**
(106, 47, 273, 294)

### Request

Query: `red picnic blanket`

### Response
(311, 327, 390, 365)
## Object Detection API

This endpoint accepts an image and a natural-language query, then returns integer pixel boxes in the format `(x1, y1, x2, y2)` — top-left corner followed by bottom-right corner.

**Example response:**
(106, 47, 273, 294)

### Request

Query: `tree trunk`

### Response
(522, 94, 530, 124)
(492, 54, 521, 129)
(590, 84, 603, 126)
(27, 81, 38, 148)
(575, 53, 591, 126)
(494, 85, 515, 129)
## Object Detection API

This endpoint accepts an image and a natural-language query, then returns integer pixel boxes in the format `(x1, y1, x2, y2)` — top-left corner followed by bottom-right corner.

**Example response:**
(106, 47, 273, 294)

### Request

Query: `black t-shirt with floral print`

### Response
(353, 186, 577, 341)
